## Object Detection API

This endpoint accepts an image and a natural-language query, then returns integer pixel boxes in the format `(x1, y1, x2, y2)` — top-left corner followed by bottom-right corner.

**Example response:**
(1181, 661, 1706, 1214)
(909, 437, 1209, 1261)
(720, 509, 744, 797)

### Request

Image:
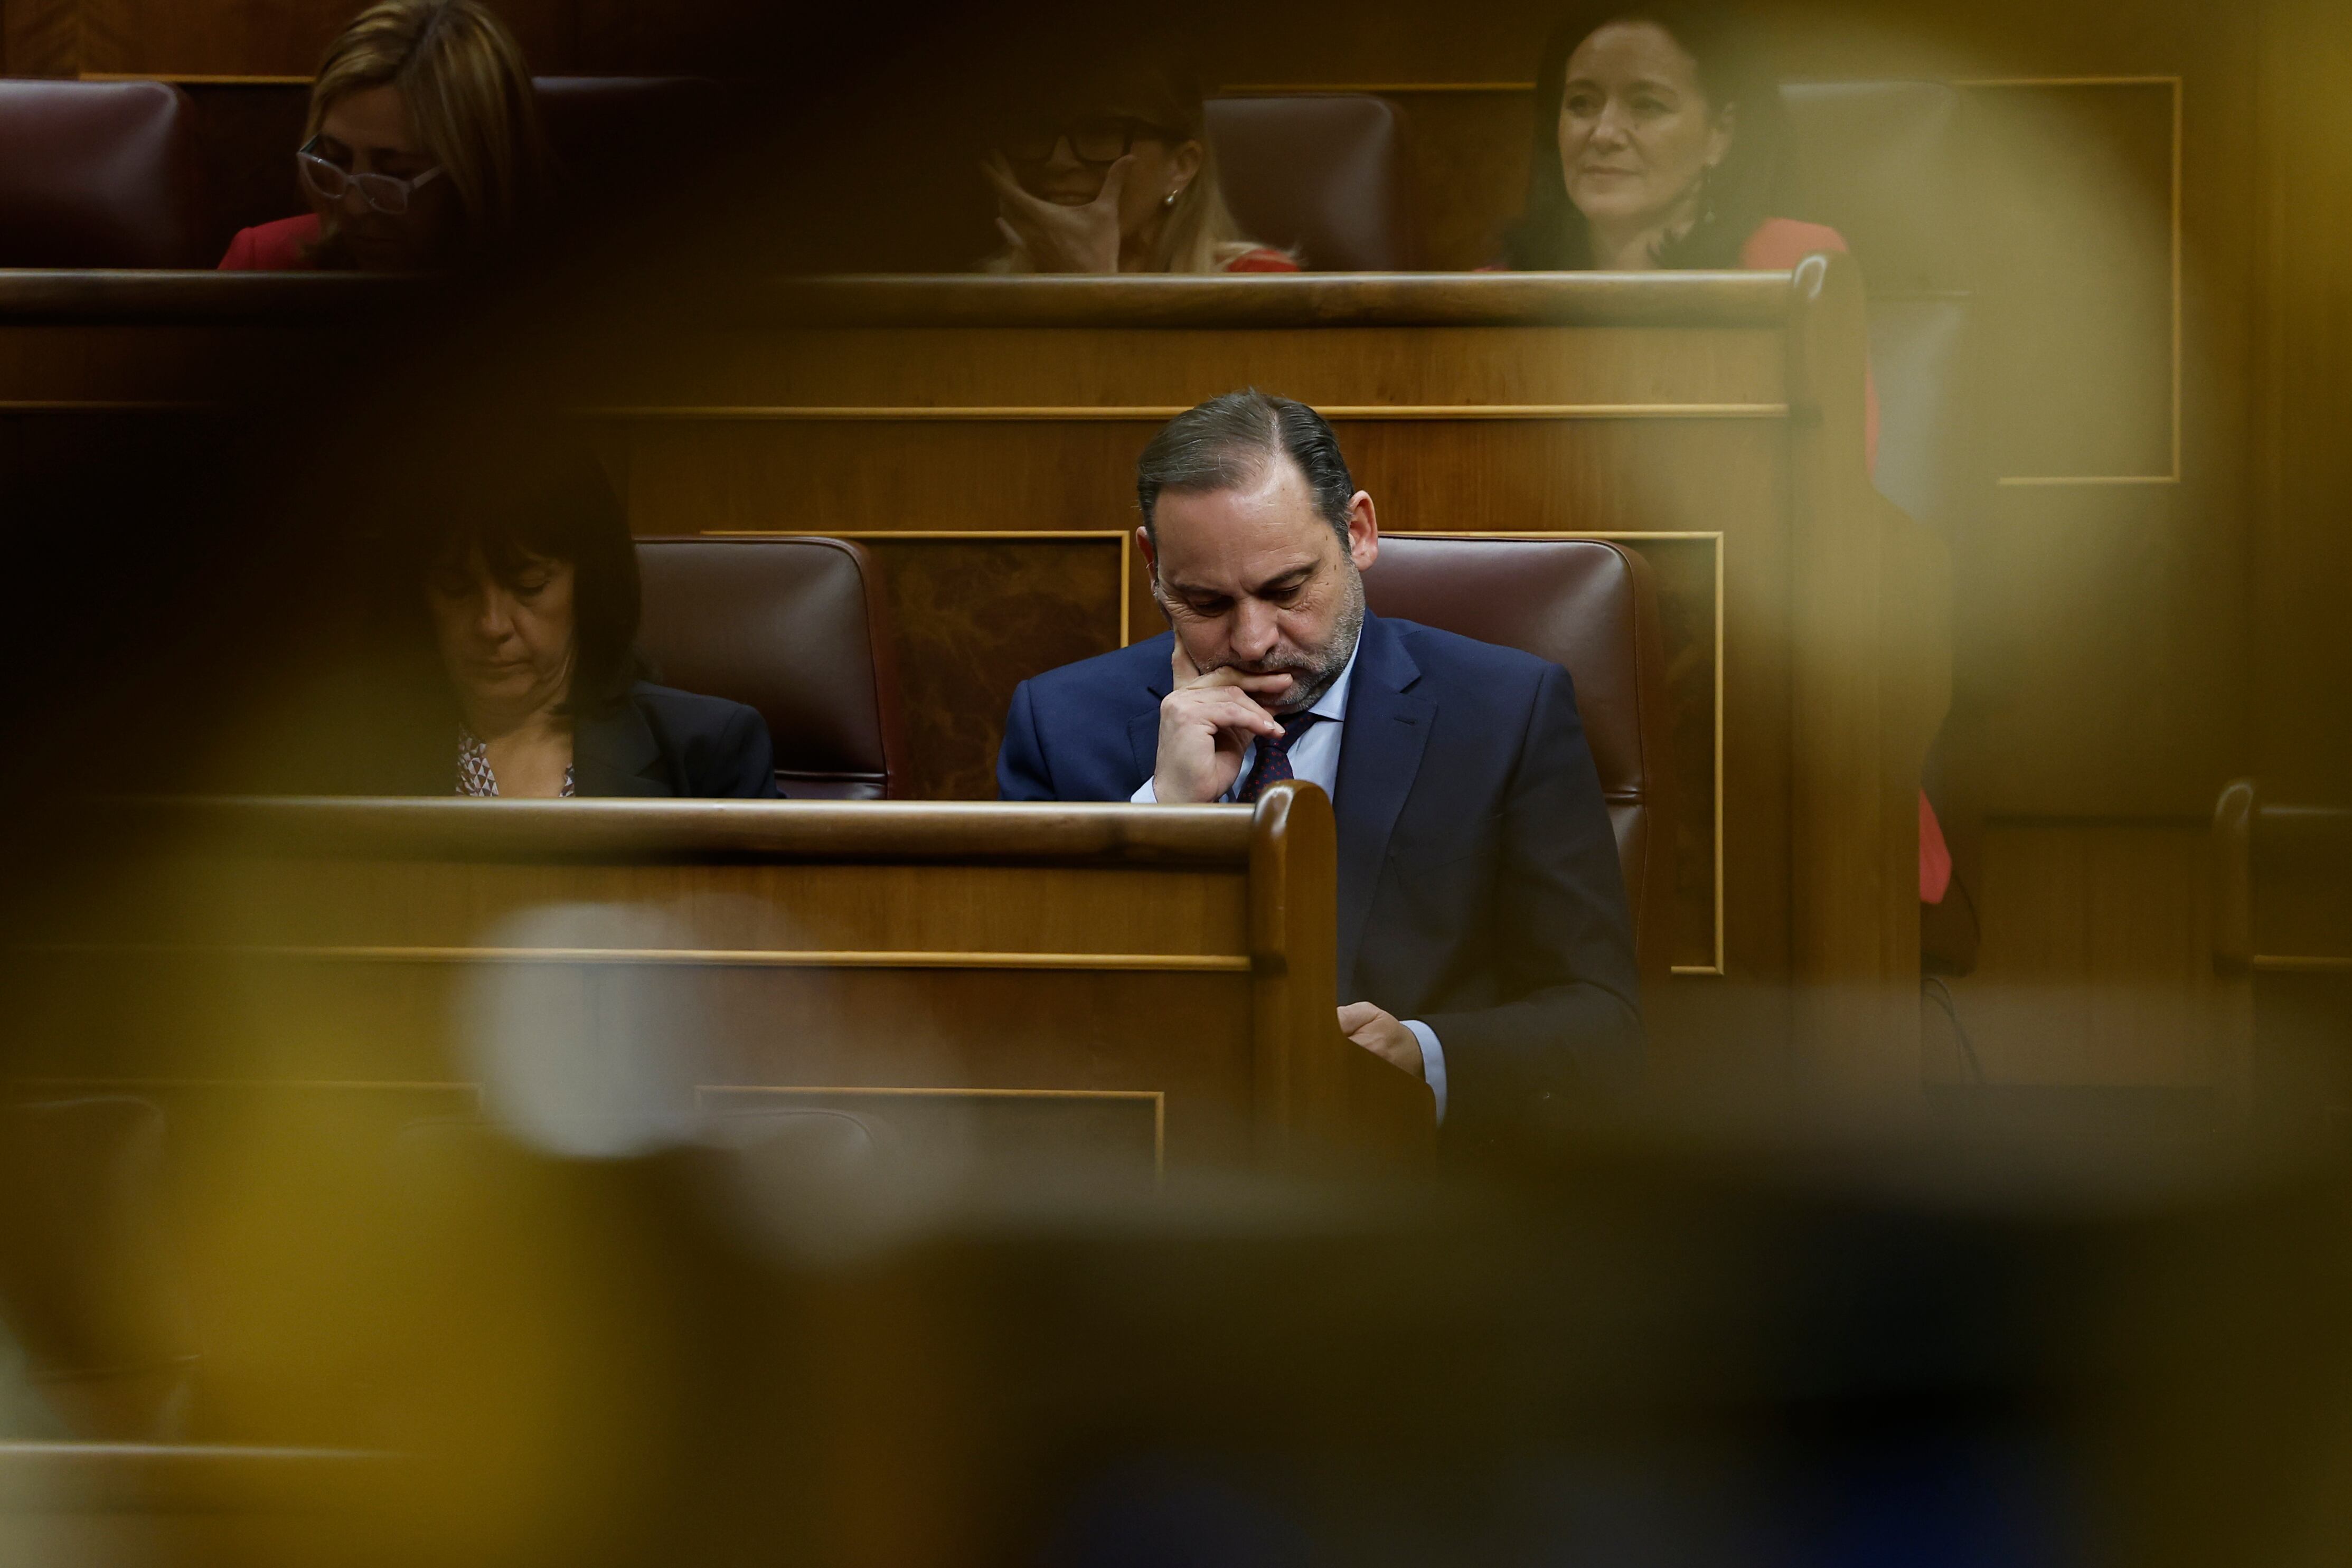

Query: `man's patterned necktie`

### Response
(1236, 710, 1329, 803)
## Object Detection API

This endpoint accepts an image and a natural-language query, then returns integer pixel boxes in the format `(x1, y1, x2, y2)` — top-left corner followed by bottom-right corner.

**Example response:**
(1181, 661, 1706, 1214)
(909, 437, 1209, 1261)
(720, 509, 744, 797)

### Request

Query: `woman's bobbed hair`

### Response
(304, 0, 552, 265)
(403, 438, 645, 716)
(1501, 1, 1786, 271)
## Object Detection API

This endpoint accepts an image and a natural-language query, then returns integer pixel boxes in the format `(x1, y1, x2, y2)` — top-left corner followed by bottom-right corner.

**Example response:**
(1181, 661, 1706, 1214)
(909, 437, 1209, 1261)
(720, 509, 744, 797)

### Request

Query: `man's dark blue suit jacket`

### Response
(997, 611, 1641, 1136)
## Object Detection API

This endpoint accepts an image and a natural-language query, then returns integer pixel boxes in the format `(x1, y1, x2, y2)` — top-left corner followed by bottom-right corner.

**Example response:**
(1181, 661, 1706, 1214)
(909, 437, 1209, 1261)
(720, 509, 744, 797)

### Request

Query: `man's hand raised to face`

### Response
(1151, 641, 1293, 804)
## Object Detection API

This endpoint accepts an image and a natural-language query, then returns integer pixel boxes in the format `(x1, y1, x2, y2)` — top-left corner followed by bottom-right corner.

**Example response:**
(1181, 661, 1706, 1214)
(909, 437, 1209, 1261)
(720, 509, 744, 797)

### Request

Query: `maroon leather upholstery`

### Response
(533, 76, 724, 191)
(635, 536, 907, 799)
(1205, 93, 1419, 271)
(1363, 537, 1676, 976)
(0, 81, 208, 268)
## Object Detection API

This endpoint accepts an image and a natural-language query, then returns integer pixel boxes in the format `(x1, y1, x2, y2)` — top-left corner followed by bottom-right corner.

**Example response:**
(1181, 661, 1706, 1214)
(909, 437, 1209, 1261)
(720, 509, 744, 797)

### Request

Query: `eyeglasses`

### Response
(296, 136, 444, 215)
(996, 116, 1179, 167)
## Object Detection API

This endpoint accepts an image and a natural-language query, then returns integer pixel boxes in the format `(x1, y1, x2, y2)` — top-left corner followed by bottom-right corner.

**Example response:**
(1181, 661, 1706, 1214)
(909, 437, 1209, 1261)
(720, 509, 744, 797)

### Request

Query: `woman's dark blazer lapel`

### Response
(570, 698, 676, 798)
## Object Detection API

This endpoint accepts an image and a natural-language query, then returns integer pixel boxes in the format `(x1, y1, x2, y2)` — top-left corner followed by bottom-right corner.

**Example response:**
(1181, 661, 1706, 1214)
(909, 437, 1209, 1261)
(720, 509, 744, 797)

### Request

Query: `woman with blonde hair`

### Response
(981, 60, 1294, 274)
(219, 0, 549, 271)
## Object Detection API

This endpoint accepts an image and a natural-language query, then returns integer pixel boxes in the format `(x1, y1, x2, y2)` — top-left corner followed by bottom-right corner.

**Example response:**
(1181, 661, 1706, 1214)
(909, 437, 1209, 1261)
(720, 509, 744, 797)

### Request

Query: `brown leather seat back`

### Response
(1205, 93, 1419, 270)
(635, 537, 907, 799)
(1363, 537, 1676, 976)
(0, 81, 208, 267)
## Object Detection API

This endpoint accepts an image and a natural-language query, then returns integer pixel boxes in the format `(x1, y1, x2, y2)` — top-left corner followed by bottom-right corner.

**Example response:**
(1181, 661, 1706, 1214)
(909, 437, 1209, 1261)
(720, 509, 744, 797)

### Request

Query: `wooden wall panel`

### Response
(11, 793, 1433, 1173)
(1931, 821, 2229, 1089)
(2253, 0, 2352, 802)
(588, 324, 1788, 409)
(1965, 80, 2178, 483)
(67, 0, 575, 77)
(850, 537, 1124, 801)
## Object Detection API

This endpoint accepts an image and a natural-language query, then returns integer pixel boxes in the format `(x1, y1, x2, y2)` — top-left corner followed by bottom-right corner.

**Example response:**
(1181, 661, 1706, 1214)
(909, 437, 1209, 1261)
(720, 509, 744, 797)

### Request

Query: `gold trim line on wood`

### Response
(590, 403, 1789, 422)
(699, 529, 1129, 541)
(78, 72, 313, 84)
(2251, 956, 2352, 973)
(1952, 75, 2184, 87)
(1997, 475, 2181, 488)
(1222, 82, 1537, 94)
(703, 1084, 1168, 1176)
(701, 1084, 1164, 1101)
(1391, 530, 1725, 976)
(5, 1076, 476, 1093)
(37, 943, 1252, 972)
(1235, 73, 2184, 91)
(0, 401, 211, 413)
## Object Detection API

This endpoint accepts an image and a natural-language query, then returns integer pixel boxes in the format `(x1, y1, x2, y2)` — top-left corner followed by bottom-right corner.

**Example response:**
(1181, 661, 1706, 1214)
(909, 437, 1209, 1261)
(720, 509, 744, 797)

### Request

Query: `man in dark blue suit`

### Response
(998, 391, 1640, 1138)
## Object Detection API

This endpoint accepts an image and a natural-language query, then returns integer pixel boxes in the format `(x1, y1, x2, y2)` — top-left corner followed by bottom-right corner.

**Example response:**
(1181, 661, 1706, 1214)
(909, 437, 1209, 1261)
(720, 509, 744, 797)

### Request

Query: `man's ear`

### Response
(1346, 491, 1380, 572)
(1135, 524, 1158, 584)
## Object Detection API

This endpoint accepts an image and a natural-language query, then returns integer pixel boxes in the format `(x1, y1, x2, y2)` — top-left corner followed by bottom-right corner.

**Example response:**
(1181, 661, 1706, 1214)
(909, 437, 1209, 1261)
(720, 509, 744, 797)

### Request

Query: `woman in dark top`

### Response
(402, 455, 778, 799)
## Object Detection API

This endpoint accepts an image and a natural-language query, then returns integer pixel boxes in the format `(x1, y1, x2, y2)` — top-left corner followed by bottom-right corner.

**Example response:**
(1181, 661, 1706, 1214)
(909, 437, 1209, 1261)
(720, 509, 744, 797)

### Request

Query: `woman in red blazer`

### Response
(218, 0, 549, 272)
(1500, 1, 1878, 466)
(1502, 2, 1952, 903)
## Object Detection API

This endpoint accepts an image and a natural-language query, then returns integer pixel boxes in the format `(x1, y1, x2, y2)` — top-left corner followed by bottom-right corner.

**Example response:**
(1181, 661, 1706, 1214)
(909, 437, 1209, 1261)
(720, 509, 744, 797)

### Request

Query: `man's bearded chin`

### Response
(1174, 571, 1366, 716)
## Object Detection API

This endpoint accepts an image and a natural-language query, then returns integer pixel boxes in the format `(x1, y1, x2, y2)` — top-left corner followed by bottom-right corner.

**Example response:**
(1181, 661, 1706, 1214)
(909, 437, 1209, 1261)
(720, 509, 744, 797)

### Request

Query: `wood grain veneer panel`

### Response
(620, 416, 1783, 536)
(76, 856, 1248, 957)
(861, 537, 1124, 800)
(4, 782, 1357, 1172)
(1935, 820, 2224, 1088)
(589, 323, 1785, 410)
(68, 0, 576, 76)
(6, 954, 1259, 1158)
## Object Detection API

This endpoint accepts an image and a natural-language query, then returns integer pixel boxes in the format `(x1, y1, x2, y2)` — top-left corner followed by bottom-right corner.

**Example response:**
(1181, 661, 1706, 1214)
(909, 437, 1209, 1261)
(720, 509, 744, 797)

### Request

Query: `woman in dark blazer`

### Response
(392, 450, 778, 800)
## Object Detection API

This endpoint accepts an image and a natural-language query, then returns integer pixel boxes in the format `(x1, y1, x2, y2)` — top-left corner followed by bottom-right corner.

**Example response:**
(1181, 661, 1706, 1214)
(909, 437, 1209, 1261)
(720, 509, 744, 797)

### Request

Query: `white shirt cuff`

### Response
(1401, 1019, 1446, 1125)
(1130, 777, 1158, 804)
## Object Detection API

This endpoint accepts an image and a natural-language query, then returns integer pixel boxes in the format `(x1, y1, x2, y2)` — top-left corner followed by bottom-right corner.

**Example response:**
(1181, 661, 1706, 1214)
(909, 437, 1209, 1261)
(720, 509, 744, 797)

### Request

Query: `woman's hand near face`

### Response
(982, 152, 1130, 273)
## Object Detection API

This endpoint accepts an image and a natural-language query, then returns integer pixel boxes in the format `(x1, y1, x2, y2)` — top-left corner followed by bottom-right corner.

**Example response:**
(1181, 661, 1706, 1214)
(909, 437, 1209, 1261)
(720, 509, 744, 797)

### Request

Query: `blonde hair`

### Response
(984, 61, 1285, 275)
(1149, 139, 1269, 274)
(304, 0, 550, 263)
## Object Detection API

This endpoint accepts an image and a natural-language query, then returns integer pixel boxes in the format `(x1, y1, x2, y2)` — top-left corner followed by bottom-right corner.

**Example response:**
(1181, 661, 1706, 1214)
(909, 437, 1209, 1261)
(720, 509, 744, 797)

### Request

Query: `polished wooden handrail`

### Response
(0, 268, 1794, 330)
(749, 271, 1795, 329)
(105, 794, 1264, 865)
(0, 269, 447, 323)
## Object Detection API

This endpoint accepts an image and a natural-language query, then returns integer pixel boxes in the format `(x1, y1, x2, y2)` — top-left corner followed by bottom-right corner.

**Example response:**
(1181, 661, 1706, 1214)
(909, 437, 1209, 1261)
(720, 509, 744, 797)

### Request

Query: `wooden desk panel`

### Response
(10, 790, 1426, 1175)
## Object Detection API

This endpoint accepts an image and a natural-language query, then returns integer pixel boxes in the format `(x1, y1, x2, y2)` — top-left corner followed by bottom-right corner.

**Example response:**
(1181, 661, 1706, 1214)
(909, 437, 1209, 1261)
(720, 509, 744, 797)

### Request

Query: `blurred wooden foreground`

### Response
(10, 785, 1429, 1176)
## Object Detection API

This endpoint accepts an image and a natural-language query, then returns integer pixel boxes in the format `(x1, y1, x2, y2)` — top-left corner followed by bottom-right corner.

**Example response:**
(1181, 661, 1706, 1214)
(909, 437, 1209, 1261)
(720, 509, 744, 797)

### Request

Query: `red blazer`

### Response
(217, 214, 323, 271)
(1224, 247, 1300, 273)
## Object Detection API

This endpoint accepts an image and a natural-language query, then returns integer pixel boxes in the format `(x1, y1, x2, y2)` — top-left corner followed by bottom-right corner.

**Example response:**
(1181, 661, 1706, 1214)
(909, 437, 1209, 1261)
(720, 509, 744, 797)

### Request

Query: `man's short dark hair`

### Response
(1136, 390, 1356, 547)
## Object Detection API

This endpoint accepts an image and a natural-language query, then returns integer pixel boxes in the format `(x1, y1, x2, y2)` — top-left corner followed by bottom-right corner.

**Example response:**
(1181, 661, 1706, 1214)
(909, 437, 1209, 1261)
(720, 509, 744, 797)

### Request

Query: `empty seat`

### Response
(1206, 93, 1419, 271)
(0, 81, 208, 268)
(634, 536, 908, 799)
(1363, 537, 1676, 977)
